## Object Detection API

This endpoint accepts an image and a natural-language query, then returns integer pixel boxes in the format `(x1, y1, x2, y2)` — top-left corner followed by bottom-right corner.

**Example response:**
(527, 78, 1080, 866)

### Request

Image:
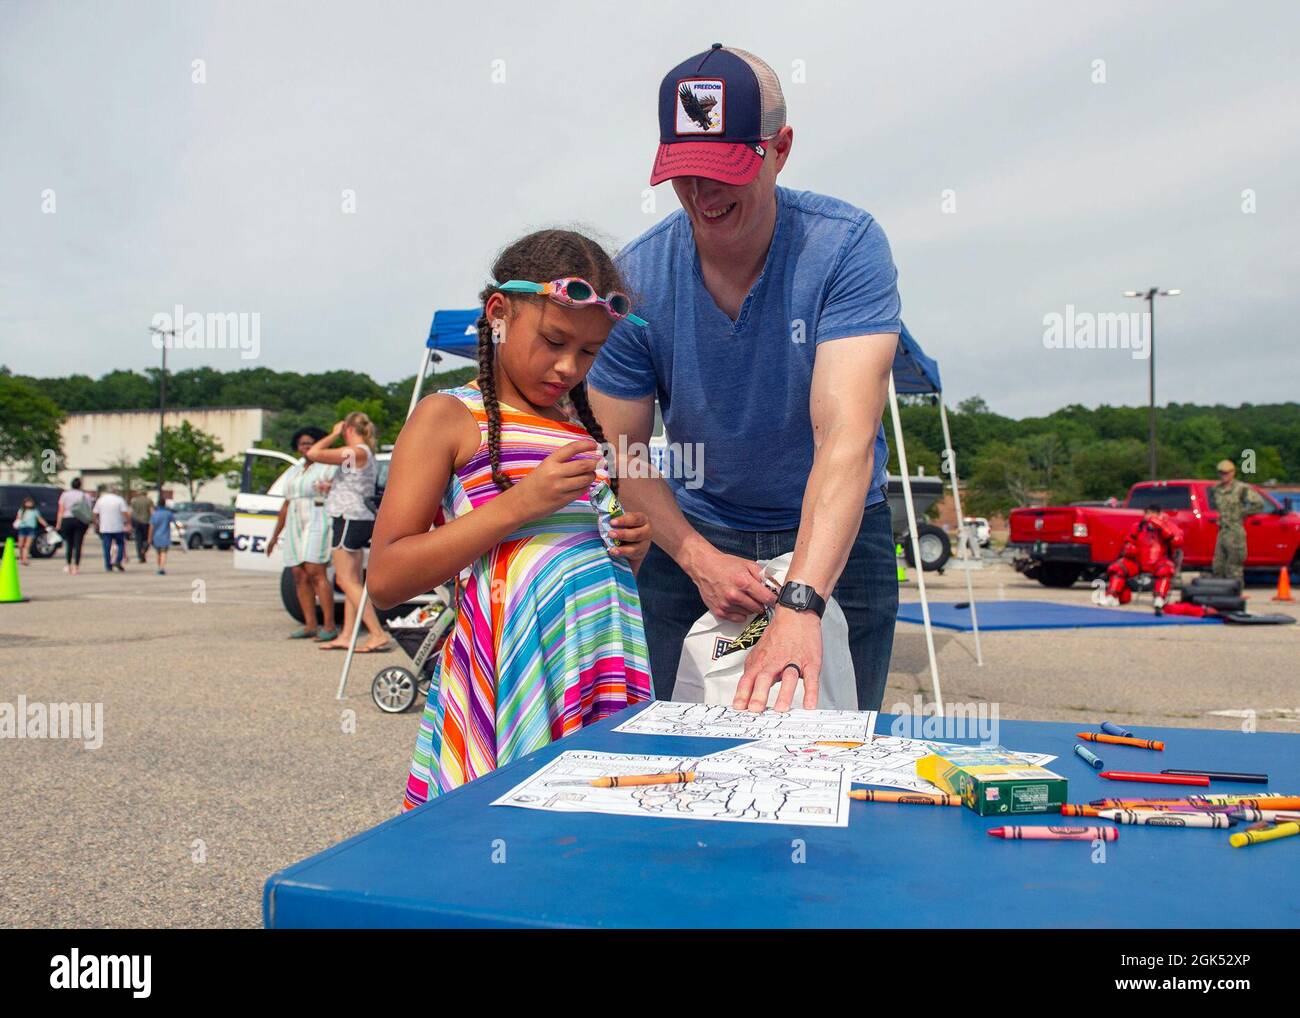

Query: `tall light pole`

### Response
(148, 324, 176, 504)
(1123, 287, 1181, 479)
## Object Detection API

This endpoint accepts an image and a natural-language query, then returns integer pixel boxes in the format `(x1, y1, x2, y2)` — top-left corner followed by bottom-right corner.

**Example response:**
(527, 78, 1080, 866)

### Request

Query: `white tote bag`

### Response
(673, 552, 857, 709)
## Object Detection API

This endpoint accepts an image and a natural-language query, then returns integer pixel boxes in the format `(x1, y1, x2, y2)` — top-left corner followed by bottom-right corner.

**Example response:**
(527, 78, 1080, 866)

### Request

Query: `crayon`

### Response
(1061, 804, 1102, 817)
(1244, 821, 1275, 833)
(848, 789, 962, 805)
(1120, 803, 1241, 815)
(1230, 821, 1300, 848)
(1201, 796, 1300, 809)
(587, 770, 695, 788)
(1227, 809, 1300, 824)
(1097, 809, 1230, 829)
(1099, 771, 1208, 786)
(1074, 745, 1104, 770)
(1089, 794, 1297, 808)
(1101, 721, 1134, 738)
(1161, 769, 1268, 784)
(988, 826, 1117, 841)
(1077, 733, 1164, 750)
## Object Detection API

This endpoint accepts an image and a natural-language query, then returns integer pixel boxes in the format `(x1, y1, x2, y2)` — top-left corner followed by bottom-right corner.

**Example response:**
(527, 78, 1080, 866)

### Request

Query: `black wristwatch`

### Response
(777, 580, 826, 618)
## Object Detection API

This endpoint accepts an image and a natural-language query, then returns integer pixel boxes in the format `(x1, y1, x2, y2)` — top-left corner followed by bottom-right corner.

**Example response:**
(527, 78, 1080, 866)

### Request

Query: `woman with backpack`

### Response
(54, 478, 93, 575)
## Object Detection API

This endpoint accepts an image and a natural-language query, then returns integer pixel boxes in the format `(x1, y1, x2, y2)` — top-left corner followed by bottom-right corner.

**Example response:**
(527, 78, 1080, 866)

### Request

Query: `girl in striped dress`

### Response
(368, 230, 654, 807)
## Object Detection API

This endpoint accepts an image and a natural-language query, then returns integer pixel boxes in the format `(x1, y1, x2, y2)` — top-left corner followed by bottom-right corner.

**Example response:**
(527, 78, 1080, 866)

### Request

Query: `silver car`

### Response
(175, 511, 235, 550)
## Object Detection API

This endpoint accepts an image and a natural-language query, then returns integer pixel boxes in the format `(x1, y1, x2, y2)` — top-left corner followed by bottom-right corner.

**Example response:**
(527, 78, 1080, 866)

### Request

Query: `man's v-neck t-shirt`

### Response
(588, 186, 902, 530)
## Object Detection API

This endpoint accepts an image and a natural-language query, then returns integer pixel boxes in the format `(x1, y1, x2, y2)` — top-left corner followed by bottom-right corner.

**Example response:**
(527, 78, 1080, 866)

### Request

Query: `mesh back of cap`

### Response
(723, 47, 786, 137)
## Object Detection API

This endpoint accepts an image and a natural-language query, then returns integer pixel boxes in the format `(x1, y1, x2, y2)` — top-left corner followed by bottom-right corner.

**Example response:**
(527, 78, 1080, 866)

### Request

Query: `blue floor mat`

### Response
(897, 599, 1222, 631)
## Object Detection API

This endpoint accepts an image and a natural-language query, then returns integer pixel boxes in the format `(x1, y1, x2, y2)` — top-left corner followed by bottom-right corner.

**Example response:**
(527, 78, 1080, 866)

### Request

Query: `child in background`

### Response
(12, 496, 49, 565)
(368, 229, 654, 808)
(147, 502, 177, 575)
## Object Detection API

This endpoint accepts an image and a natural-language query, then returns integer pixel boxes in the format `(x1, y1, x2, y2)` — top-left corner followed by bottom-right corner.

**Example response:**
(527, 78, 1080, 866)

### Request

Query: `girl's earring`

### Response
(491, 319, 507, 345)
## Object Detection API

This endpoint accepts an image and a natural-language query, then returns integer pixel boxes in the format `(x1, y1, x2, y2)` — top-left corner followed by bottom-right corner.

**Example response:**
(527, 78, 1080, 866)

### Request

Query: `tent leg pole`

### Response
(938, 397, 982, 666)
(889, 375, 943, 715)
(336, 343, 435, 702)
(405, 347, 435, 421)
(335, 583, 371, 701)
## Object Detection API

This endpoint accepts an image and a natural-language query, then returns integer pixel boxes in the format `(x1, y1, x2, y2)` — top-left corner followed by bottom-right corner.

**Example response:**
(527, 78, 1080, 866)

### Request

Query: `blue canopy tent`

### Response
(428, 311, 944, 389)
(340, 313, 971, 711)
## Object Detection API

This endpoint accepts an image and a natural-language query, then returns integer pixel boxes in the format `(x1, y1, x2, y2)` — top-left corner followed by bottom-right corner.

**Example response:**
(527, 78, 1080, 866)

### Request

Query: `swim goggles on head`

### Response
(497, 277, 648, 326)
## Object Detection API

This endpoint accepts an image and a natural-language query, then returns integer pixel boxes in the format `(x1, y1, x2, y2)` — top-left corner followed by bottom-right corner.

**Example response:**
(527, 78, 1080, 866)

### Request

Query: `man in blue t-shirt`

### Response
(588, 43, 902, 713)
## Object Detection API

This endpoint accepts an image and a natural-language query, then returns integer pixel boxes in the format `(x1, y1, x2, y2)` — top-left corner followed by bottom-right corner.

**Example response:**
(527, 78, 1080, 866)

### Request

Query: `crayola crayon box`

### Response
(916, 746, 1068, 816)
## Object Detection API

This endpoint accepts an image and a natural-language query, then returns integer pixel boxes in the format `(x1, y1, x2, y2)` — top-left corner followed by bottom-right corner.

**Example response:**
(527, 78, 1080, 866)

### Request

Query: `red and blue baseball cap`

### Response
(650, 43, 787, 187)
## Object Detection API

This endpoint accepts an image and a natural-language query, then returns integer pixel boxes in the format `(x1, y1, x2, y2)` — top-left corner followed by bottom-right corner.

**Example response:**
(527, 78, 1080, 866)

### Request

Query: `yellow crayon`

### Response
(1229, 821, 1300, 848)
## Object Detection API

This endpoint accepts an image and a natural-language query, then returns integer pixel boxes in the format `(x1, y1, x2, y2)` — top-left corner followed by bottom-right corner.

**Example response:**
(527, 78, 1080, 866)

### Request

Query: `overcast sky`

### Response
(2, 0, 1296, 418)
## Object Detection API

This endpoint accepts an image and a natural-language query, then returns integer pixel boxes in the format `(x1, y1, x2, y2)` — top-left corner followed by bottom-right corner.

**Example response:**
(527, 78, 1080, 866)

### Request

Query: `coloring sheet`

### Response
(491, 750, 853, 827)
(704, 737, 1057, 794)
(611, 701, 876, 744)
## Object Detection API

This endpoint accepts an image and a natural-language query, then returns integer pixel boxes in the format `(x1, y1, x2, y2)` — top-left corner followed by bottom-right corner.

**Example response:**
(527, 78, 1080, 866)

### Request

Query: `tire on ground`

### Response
(902, 523, 951, 572)
(1037, 562, 1082, 587)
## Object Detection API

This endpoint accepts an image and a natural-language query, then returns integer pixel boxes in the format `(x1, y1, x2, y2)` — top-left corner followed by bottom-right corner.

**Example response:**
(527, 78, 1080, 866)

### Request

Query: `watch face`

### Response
(782, 583, 811, 609)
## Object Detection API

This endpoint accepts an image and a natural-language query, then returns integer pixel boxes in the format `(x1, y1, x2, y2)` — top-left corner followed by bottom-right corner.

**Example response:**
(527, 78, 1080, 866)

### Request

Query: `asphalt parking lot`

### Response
(1, 547, 1296, 927)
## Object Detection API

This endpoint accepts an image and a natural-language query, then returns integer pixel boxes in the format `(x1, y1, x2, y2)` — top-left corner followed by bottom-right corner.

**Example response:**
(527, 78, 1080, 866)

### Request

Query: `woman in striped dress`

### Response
(368, 230, 654, 807)
(266, 427, 338, 640)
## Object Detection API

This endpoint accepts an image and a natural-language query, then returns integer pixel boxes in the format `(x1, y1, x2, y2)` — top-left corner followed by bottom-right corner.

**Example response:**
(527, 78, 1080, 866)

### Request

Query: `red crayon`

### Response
(1099, 771, 1210, 786)
(988, 826, 1118, 842)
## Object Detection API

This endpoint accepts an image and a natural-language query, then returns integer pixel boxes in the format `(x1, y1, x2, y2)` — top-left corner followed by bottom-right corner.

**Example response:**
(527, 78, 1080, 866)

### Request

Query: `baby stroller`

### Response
(370, 583, 455, 714)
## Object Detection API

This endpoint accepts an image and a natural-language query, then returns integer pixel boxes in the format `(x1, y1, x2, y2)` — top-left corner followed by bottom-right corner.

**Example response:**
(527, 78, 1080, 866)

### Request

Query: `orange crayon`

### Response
(588, 770, 695, 788)
(849, 789, 962, 805)
(1077, 733, 1164, 751)
(1061, 804, 1102, 817)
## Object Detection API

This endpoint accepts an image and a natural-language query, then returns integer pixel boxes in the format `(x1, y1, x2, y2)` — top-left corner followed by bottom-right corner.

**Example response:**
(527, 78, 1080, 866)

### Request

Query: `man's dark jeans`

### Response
(636, 497, 899, 711)
(133, 523, 150, 561)
(100, 531, 126, 571)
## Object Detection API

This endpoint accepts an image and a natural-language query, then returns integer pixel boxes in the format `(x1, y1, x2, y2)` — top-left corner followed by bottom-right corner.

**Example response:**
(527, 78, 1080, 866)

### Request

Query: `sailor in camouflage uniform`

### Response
(1208, 459, 1266, 581)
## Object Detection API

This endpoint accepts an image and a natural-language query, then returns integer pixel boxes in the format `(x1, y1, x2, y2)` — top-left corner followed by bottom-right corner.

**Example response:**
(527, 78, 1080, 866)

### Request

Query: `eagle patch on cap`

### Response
(675, 78, 725, 135)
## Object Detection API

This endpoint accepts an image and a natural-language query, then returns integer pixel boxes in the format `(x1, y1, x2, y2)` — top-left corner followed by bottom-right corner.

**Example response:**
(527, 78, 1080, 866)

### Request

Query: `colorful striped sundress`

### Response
(403, 385, 652, 809)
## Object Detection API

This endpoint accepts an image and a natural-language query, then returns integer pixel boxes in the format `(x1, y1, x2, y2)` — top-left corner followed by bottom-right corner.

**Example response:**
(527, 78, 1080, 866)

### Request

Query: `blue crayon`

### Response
(1074, 744, 1104, 770)
(1101, 721, 1134, 738)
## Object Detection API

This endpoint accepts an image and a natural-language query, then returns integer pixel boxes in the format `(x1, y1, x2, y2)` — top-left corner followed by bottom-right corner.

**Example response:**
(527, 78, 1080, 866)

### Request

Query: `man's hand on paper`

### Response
(732, 606, 822, 712)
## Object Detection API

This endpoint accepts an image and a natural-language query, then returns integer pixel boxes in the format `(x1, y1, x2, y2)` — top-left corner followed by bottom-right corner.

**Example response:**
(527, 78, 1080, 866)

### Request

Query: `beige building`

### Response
(0, 407, 269, 506)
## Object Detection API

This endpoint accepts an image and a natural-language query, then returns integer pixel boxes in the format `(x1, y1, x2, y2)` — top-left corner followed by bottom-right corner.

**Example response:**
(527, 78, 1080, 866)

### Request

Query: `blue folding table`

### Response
(264, 709, 1300, 928)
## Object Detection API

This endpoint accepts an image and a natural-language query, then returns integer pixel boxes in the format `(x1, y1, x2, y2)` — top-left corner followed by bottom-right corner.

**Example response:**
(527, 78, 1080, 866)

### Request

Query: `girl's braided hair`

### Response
(475, 229, 629, 493)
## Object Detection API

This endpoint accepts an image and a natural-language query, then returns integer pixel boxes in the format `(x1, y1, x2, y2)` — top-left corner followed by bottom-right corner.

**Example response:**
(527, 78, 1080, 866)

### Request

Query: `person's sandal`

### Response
(288, 627, 318, 639)
(314, 628, 339, 642)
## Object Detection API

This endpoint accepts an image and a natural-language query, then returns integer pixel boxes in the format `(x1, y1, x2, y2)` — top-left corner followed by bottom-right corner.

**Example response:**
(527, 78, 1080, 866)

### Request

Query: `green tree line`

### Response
(887, 395, 1298, 517)
(3, 366, 1295, 515)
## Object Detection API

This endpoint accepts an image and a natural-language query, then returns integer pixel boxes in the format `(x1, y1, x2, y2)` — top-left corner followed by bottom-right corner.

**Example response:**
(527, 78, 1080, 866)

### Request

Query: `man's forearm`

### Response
(784, 430, 874, 598)
(615, 473, 711, 576)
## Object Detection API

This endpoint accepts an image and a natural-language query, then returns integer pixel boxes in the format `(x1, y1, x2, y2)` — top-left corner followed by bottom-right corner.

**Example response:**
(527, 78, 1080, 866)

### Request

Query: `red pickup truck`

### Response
(1009, 479, 1300, 587)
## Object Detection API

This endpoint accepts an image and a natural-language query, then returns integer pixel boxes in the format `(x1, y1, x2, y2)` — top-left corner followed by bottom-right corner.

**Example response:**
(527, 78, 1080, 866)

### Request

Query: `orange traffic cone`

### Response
(1272, 567, 1294, 603)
